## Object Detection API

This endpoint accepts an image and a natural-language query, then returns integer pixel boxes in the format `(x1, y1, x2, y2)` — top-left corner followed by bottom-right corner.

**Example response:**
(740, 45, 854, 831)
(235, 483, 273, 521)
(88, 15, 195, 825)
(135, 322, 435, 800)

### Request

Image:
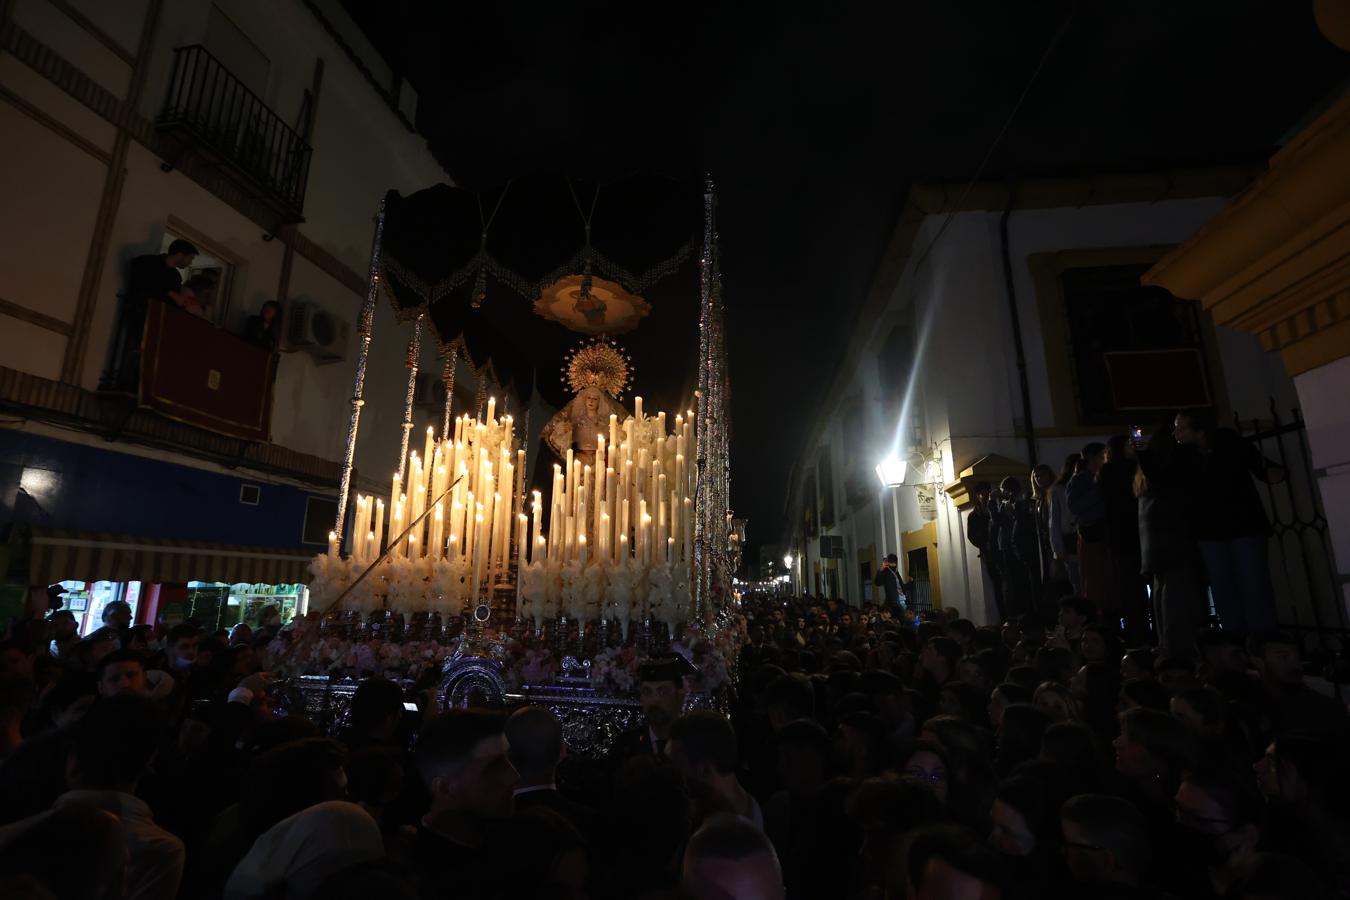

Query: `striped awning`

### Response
(26, 529, 314, 587)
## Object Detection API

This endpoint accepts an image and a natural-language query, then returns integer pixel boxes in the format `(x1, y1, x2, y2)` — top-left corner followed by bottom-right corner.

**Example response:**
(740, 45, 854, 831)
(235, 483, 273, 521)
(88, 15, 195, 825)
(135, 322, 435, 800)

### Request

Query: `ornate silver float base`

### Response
(281, 654, 721, 760)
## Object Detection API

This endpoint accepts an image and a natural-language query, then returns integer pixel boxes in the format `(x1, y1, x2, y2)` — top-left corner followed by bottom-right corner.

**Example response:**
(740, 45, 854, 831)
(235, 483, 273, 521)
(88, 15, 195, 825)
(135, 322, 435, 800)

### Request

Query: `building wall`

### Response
(1294, 356, 1350, 617)
(0, 0, 474, 546)
(788, 193, 1301, 621)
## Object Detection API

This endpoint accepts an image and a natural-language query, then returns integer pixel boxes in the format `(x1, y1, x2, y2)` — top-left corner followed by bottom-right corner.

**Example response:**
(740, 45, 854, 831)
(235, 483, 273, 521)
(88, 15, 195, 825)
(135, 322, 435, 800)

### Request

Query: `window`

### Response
(161, 218, 240, 329)
(1031, 248, 1227, 433)
(1060, 263, 1212, 426)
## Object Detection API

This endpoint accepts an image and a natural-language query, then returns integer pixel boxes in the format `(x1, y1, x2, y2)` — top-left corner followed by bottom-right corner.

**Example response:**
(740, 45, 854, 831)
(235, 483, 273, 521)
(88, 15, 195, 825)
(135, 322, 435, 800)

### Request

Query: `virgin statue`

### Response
(540, 338, 633, 468)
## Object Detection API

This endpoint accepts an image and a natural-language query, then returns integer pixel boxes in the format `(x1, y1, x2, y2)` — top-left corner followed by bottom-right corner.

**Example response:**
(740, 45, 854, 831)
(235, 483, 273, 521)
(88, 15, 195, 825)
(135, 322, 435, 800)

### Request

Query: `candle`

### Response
(609, 414, 618, 450)
(368, 532, 377, 562)
(638, 499, 648, 561)
(530, 491, 542, 564)
(515, 513, 528, 617)
(374, 499, 385, 559)
(471, 510, 485, 597)
(463, 491, 476, 564)
(423, 426, 435, 484)
(579, 532, 588, 564)
(487, 396, 496, 426)
(327, 531, 338, 559)
(432, 502, 444, 559)
(634, 396, 643, 421)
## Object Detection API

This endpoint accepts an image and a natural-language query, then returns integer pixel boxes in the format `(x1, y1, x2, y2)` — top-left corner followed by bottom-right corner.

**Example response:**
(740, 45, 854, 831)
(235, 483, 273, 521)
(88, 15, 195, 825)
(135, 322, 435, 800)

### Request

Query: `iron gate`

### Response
(1237, 400, 1348, 650)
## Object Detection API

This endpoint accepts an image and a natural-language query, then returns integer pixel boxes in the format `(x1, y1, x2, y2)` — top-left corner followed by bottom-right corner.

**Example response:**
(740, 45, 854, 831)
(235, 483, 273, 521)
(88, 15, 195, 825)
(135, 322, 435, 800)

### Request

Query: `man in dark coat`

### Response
(613, 655, 693, 760)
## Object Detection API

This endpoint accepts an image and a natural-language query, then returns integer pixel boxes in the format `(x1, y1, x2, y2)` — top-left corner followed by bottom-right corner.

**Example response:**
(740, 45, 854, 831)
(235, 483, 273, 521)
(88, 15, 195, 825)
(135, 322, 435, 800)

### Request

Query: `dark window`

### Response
(1060, 264, 1213, 426)
(302, 495, 337, 545)
(818, 450, 836, 529)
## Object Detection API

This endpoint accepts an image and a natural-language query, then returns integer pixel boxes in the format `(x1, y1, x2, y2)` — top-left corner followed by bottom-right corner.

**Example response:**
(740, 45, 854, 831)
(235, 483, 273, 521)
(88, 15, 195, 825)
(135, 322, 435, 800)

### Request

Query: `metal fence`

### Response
(158, 45, 312, 217)
(1237, 400, 1348, 649)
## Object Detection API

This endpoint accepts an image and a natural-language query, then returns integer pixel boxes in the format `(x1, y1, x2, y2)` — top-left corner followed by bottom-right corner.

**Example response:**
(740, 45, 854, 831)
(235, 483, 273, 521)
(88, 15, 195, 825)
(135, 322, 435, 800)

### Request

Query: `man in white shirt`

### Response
(56, 694, 184, 900)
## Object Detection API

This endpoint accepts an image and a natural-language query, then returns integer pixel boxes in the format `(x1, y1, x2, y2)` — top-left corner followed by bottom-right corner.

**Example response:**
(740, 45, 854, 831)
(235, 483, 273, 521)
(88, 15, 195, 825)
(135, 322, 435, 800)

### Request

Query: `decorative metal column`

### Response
(692, 175, 733, 624)
(395, 313, 424, 483)
(440, 342, 458, 441)
(334, 198, 387, 540)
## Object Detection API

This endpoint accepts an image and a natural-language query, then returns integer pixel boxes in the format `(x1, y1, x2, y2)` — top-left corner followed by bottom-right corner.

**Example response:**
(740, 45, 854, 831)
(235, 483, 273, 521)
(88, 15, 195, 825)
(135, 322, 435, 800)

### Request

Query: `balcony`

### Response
(157, 45, 313, 222)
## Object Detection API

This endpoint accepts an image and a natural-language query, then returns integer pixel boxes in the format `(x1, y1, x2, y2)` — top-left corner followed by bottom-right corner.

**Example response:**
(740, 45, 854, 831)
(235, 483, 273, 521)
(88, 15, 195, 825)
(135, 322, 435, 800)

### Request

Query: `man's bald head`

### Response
(683, 814, 784, 900)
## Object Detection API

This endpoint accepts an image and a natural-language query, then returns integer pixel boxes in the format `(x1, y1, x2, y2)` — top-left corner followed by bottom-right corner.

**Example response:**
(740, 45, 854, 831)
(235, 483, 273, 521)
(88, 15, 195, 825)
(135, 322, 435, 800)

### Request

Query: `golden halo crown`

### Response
(561, 336, 632, 399)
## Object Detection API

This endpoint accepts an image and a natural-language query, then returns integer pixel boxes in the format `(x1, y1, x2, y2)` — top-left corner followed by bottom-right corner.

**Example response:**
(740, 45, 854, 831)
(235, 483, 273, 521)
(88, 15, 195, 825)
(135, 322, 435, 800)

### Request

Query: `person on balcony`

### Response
(244, 300, 282, 351)
(104, 239, 198, 392)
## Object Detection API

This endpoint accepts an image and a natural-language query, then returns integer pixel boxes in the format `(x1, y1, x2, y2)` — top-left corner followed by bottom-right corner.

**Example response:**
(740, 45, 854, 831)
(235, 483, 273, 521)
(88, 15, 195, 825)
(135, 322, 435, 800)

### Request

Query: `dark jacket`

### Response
(1193, 429, 1276, 541)
(1136, 444, 1201, 575)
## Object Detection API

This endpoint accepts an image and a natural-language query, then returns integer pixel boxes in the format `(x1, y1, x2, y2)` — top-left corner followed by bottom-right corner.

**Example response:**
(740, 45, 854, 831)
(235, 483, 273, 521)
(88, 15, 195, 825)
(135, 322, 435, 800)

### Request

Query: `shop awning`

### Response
(26, 529, 314, 587)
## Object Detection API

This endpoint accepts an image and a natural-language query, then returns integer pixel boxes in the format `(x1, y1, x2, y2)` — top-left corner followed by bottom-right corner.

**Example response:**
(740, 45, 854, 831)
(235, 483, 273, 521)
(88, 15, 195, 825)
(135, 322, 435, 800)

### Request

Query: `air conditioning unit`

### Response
(287, 301, 349, 364)
(414, 372, 448, 411)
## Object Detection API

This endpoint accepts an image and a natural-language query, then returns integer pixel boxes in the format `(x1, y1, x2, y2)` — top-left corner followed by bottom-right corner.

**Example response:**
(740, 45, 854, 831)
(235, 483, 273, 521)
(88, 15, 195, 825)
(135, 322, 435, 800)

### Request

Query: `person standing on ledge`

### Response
(873, 553, 907, 612)
(1174, 409, 1284, 635)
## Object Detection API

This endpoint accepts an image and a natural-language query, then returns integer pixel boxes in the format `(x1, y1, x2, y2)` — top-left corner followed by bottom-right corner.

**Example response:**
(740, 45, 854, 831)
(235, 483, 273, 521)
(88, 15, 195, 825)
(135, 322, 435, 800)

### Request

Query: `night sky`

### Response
(342, 0, 1346, 559)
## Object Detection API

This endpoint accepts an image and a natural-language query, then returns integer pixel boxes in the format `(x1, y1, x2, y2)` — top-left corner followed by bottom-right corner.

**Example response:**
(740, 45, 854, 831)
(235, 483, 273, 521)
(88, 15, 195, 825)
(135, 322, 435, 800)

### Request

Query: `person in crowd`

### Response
(762, 718, 829, 859)
(56, 694, 185, 900)
(682, 813, 785, 900)
(245, 299, 284, 351)
(224, 800, 385, 900)
(1100, 435, 1148, 641)
(47, 609, 80, 659)
(1253, 734, 1350, 896)
(994, 703, 1051, 777)
(0, 804, 129, 899)
(966, 481, 1006, 623)
(906, 824, 1007, 900)
(1248, 629, 1350, 743)
(901, 739, 952, 806)
(411, 709, 518, 899)
(615, 655, 690, 758)
(1048, 453, 1082, 595)
(1135, 420, 1206, 659)
(1060, 793, 1153, 896)
(1067, 442, 1109, 613)
(596, 755, 691, 899)
(670, 710, 762, 827)
(108, 239, 199, 390)
(505, 705, 596, 837)
(849, 775, 948, 898)
(986, 681, 1031, 731)
(1030, 462, 1065, 600)
(873, 552, 906, 612)
(96, 648, 148, 698)
(1228, 853, 1327, 900)
(337, 677, 406, 751)
(991, 476, 1042, 619)
(989, 773, 1065, 900)
(1174, 408, 1284, 634)
(0, 672, 33, 764)
(1173, 763, 1265, 898)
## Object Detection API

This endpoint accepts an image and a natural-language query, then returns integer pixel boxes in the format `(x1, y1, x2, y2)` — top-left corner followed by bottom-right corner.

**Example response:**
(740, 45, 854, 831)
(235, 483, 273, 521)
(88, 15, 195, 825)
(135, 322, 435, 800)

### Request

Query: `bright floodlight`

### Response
(875, 456, 907, 488)
(783, 554, 794, 570)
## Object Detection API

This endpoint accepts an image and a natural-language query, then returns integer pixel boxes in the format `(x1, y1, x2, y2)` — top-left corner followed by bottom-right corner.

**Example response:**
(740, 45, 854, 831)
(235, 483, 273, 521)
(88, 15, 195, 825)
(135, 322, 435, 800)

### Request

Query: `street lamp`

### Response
(875, 455, 907, 488)
(783, 554, 794, 570)
(876, 455, 907, 568)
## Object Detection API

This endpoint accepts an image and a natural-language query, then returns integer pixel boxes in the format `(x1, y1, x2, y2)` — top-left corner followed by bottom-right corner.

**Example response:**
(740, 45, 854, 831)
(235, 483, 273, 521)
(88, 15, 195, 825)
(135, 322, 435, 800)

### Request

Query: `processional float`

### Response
(281, 176, 739, 734)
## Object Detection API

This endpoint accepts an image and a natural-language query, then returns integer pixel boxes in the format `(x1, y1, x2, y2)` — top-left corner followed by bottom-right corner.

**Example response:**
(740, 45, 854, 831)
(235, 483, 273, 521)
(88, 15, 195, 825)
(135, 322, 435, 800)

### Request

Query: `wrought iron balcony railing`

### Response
(158, 45, 313, 219)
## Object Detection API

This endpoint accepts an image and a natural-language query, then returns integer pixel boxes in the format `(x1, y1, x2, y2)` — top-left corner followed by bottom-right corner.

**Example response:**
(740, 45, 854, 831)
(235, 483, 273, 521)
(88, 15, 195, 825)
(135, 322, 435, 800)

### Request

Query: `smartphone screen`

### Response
(403, 702, 419, 713)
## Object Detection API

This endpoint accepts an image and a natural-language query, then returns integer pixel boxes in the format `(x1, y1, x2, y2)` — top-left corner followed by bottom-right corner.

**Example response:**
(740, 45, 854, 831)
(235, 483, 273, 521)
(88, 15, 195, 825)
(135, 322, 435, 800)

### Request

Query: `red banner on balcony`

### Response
(1103, 348, 1212, 412)
(140, 302, 277, 441)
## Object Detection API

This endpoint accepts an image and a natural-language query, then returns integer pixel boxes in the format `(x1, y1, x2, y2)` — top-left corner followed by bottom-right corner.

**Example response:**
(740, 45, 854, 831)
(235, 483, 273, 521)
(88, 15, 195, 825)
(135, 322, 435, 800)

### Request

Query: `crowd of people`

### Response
(1, 583, 1347, 899)
(967, 410, 1284, 656)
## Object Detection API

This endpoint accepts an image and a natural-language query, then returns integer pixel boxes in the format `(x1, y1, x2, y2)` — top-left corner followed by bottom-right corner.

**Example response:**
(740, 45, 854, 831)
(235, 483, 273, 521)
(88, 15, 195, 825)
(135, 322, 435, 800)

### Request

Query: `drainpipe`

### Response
(999, 189, 1038, 466)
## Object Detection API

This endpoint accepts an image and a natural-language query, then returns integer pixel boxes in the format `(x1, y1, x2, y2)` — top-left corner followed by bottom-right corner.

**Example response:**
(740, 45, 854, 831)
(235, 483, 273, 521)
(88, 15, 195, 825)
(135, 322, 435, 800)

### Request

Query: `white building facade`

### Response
(784, 171, 1316, 626)
(0, 0, 510, 621)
